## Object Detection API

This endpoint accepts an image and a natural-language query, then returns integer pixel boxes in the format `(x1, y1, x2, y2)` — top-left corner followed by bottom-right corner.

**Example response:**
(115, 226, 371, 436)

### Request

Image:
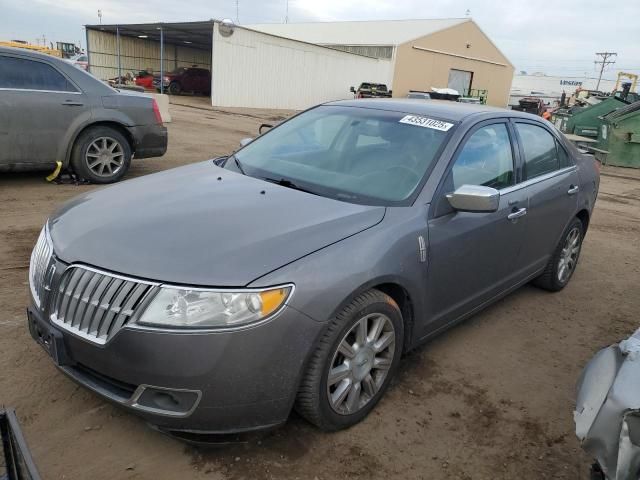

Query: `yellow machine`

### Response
(614, 72, 638, 92)
(0, 41, 62, 57)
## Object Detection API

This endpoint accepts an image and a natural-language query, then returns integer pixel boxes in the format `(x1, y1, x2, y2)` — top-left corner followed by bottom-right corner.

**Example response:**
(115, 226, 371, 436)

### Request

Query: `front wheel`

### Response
(295, 289, 404, 431)
(168, 82, 181, 95)
(533, 217, 584, 291)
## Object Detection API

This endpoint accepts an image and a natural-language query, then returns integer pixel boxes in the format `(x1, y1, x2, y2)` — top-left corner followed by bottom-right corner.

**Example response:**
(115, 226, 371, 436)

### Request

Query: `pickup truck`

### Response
(350, 83, 392, 99)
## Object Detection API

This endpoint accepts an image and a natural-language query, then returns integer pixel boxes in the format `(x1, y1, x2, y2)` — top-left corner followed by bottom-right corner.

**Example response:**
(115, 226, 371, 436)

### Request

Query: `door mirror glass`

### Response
(239, 137, 253, 147)
(350, 86, 356, 93)
(447, 185, 500, 213)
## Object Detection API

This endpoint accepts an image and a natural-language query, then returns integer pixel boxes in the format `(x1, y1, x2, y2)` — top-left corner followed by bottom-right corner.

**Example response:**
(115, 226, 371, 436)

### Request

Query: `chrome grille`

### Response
(29, 226, 54, 309)
(51, 266, 156, 344)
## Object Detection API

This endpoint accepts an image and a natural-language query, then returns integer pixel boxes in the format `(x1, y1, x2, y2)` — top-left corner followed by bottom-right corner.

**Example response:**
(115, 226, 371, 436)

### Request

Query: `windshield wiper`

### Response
(232, 155, 246, 175)
(263, 177, 315, 194)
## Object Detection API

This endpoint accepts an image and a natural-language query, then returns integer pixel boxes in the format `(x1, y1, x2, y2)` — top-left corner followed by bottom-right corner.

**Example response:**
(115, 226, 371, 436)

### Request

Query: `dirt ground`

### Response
(1, 100, 639, 480)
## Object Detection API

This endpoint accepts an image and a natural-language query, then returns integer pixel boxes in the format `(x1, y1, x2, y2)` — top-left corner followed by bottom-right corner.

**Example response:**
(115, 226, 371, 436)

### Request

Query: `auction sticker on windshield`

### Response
(399, 115, 454, 131)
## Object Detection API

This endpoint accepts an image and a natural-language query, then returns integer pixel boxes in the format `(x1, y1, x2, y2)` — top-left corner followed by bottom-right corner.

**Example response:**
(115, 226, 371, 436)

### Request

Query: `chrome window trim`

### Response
(0, 87, 82, 94)
(499, 165, 577, 195)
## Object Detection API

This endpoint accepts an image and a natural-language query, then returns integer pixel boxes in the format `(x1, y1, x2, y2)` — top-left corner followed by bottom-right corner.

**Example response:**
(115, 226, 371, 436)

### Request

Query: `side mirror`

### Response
(239, 137, 253, 147)
(350, 86, 356, 93)
(211, 155, 228, 166)
(446, 185, 500, 213)
(389, 90, 393, 95)
(258, 123, 273, 135)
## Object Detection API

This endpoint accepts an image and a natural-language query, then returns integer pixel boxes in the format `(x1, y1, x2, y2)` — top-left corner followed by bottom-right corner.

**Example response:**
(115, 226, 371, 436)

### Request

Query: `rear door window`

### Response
(516, 123, 561, 179)
(0, 56, 77, 92)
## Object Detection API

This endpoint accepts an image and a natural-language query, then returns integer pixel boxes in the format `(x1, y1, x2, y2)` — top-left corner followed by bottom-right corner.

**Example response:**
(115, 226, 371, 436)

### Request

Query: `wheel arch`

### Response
(576, 208, 590, 233)
(65, 121, 134, 166)
(327, 277, 417, 354)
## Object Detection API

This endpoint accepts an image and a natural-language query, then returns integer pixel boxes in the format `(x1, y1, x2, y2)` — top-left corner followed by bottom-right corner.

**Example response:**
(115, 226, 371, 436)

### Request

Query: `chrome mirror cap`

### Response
(239, 137, 253, 147)
(446, 185, 500, 213)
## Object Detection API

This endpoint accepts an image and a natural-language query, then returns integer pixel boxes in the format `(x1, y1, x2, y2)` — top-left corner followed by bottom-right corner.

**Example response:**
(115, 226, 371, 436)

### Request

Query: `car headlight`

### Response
(136, 285, 293, 329)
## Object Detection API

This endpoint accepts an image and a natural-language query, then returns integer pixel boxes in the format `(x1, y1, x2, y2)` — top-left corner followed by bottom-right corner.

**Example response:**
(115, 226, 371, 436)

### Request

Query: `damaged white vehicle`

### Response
(575, 328, 640, 479)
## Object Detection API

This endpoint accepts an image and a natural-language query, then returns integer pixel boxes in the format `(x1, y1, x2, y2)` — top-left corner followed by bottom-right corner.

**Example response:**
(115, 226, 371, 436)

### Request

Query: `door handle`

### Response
(567, 185, 580, 195)
(507, 207, 527, 221)
(62, 101, 84, 106)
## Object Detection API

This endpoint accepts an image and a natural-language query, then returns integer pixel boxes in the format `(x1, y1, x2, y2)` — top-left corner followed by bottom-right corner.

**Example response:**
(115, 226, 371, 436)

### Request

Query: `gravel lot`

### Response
(1, 100, 639, 480)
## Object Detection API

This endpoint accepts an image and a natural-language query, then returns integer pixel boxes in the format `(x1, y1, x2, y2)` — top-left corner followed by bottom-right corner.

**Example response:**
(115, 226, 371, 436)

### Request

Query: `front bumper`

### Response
(128, 124, 168, 159)
(27, 301, 324, 434)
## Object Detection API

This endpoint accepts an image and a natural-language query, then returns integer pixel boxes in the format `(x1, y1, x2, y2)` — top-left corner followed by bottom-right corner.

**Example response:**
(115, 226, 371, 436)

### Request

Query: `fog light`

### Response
(132, 386, 201, 417)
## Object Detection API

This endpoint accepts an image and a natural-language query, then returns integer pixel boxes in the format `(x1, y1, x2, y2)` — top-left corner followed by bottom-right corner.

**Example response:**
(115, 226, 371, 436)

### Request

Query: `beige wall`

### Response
(392, 21, 514, 107)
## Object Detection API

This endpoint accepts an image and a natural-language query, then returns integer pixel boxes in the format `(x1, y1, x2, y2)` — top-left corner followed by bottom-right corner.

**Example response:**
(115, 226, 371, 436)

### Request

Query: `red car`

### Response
(134, 71, 154, 89)
(153, 67, 211, 95)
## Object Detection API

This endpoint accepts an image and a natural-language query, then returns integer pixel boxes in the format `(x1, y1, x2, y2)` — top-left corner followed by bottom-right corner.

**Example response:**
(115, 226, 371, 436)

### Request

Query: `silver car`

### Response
(27, 99, 599, 437)
(0, 47, 167, 183)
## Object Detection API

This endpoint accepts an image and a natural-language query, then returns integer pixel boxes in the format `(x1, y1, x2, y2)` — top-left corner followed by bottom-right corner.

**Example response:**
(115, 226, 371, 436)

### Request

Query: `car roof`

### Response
(0, 46, 61, 61)
(326, 98, 525, 122)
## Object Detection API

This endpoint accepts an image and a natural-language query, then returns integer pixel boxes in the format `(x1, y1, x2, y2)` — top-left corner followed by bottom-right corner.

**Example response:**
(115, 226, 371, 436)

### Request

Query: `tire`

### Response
(168, 82, 181, 95)
(533, 217, 584, 292)
(70, 126, 132, 184)
(295, 289, 404, 431)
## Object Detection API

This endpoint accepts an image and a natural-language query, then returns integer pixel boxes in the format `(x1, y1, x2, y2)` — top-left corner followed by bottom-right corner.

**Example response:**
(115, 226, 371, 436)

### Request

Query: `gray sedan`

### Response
(0, 47, 167, 183)
(27, 99, 599, 436)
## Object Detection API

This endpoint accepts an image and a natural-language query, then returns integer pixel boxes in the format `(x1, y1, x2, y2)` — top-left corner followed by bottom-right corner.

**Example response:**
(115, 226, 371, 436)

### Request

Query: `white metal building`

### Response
(211, 25, 392, 109)
(509, 73, 618, 106)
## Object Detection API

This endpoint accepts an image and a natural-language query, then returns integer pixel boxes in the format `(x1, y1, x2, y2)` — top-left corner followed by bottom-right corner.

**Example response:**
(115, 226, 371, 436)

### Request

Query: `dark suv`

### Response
(153, 67, 211, 95)
(0, 47, 168, 183)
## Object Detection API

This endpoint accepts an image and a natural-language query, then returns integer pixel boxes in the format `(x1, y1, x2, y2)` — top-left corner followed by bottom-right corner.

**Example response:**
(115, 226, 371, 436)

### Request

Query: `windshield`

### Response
(232, 105, 453, 205)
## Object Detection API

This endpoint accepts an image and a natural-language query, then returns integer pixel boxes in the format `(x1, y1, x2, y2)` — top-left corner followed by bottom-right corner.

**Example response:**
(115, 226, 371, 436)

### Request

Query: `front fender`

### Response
(248, 206, 429, 345)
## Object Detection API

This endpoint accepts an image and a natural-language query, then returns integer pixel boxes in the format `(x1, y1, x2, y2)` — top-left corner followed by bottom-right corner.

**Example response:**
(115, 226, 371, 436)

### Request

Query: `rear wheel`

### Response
(70, 126, 131, 184)
(295, 289, 403, 431)
(533, 217, 584, 291)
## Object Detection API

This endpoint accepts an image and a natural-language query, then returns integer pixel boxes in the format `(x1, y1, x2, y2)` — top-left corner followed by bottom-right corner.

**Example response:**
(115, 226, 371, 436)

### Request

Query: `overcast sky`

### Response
(3, 0, 639, 79)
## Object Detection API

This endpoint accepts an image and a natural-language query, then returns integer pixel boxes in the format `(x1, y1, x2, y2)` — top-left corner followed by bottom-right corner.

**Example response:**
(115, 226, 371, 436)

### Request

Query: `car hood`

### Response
(49, 162, 385, 287)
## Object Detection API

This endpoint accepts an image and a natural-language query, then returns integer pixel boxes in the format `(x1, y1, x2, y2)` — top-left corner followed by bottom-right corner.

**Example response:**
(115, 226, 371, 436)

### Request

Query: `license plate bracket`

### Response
(27, 309, 73, 366)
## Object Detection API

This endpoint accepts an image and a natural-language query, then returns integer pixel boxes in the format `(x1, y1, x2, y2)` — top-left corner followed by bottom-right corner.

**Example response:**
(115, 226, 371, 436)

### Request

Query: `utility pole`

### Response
(98, 9, 102, 25)
(236, 0, 239, 24)
(285, 0, 289, 23)
(594, 52, 617, 91)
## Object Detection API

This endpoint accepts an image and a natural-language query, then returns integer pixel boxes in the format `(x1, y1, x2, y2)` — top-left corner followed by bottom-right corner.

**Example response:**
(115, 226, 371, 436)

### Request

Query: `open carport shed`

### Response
(85, 20, 393, 109)
(86, 21, 213, 94)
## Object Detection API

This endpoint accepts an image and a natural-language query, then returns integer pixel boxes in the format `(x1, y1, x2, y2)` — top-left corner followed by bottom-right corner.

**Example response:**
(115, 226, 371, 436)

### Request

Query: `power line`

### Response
(594, 52, 617, 91)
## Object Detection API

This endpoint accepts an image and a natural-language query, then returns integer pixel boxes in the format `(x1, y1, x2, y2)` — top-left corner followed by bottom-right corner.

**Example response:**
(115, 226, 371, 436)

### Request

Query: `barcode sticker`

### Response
(399, 115, 454, 131)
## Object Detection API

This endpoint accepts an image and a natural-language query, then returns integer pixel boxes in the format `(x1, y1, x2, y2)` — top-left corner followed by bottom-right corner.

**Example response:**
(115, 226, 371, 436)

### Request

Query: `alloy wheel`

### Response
(85, 137, 125, 177)
(327, 313, 396, 415)
(558, 227, 582, 283)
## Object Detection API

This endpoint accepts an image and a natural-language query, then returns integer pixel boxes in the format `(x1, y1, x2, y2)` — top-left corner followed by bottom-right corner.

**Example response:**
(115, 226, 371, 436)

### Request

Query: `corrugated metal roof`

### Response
(245, 18, 470, 47)
(605, 100, 640, 121)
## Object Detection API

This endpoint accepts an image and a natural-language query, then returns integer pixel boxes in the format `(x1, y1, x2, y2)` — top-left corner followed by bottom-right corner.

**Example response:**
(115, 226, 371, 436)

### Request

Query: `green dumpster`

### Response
(552, 97, 628, 138)
(597, 101, 640, 168)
